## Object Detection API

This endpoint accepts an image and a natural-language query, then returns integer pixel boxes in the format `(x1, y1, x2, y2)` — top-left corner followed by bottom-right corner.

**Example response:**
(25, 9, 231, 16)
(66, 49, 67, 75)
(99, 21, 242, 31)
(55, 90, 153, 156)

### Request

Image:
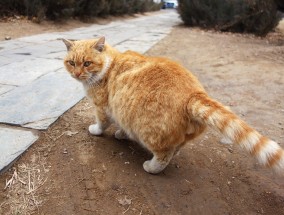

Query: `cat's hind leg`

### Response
(114, 129, 128, 140)
(143, 149, 175, 174)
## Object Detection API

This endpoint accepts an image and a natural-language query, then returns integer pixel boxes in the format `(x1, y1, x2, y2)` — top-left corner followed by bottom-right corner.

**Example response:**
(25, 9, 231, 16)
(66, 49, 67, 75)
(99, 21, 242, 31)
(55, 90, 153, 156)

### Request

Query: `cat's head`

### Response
(62, 37, 110, 84)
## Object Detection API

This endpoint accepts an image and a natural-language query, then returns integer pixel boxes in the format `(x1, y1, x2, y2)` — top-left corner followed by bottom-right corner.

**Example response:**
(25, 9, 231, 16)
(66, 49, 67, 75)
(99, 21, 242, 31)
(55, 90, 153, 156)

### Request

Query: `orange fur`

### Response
(63, 37, 284, 174)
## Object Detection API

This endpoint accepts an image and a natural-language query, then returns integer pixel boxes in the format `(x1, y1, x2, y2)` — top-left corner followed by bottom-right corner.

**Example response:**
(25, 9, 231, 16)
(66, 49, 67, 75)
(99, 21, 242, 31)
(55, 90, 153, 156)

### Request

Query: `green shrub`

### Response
(0, 0, 25, 16)
(275, 0, 284, 12)
(0, 0, 162, 21)
(178, 0, 280, 36)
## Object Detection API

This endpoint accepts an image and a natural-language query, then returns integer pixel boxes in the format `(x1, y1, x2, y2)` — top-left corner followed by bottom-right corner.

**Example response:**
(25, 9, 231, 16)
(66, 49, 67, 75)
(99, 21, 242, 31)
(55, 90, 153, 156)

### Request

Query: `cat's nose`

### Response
(74, 71, 81, 78)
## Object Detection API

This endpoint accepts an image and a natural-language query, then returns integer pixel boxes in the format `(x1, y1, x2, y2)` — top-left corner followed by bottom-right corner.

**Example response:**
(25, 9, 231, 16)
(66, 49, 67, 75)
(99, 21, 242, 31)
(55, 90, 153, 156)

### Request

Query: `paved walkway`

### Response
(0, 10, 180, 171)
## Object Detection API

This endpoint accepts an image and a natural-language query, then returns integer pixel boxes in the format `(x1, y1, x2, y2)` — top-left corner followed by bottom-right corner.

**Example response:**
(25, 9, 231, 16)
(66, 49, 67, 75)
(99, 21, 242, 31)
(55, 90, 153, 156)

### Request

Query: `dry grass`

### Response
(0, 153, 49, 215)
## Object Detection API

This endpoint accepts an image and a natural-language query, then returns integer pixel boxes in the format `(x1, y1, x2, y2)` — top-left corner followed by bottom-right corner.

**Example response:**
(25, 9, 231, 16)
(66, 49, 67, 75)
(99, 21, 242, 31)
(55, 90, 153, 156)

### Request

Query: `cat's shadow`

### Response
(95, 132, 183, 177)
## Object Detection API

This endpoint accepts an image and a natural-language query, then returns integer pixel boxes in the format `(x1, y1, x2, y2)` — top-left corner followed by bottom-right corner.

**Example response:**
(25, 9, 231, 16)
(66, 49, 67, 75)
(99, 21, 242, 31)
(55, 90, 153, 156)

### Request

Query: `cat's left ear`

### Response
(62, 39, 74, 51)
(94, 37, 105, 52)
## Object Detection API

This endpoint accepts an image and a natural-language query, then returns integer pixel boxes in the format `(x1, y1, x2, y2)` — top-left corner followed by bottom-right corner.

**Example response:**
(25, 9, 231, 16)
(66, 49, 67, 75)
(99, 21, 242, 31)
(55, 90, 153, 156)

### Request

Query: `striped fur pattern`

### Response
(62, 37, 284, 174)
(188, 94, 284, 172)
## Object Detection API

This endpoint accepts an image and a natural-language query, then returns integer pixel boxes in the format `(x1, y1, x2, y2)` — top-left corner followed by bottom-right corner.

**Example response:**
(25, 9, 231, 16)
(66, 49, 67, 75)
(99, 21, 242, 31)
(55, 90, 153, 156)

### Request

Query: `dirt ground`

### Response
(1, 16, 284, 215)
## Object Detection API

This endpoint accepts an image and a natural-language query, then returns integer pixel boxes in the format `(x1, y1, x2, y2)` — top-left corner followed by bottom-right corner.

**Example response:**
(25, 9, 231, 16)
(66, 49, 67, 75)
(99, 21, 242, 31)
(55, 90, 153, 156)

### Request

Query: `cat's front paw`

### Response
(89, 124, 103, 135)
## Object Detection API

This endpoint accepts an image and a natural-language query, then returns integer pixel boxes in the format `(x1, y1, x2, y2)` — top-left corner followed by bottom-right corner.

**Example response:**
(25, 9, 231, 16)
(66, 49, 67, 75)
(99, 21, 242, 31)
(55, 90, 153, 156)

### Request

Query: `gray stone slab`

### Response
(0, 84, 16, 95)
(0, 126, 39, 171)
(0, 55, 13, 66)
(66, 22, 121, 35)
(2, 45, 59, 59)
(114, 40, 153, 53)
(45, 40, 66, 49)
(0, 52, 31, 62)
(38, 50, 66, 60)
(0, 69, 84, 129)
(114, 30, 169, 53)
(0, 40, 32, 53)
(17, 33, 65, 43)
(0, 58, 63, 86)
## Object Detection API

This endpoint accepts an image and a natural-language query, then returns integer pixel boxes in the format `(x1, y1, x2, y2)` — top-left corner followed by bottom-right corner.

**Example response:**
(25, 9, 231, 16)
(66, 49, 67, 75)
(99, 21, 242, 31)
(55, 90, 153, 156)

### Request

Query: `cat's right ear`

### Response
(62, 39, 74, 51)
(94, 37, 105, 52)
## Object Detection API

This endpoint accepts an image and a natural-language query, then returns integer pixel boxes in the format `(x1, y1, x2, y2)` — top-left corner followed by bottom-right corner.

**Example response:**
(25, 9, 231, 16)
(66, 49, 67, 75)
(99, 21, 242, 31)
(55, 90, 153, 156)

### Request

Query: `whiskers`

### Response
(84, 73, 100, 88)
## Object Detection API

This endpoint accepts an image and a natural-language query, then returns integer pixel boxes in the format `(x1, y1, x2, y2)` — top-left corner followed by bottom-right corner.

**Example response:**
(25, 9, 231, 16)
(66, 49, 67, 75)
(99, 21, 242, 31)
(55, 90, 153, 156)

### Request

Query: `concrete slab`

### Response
(114, 30, 169, 53)
(0, 58, 63, 86)
(0, 55, 13, 67)
(0, 84, 15, 95)
(0, 69, 84, 129)
(0, 126, 39, 171)
(0, 40, 32, 53)
(39, 51, 66, 60)
(17, 33, 64, 43)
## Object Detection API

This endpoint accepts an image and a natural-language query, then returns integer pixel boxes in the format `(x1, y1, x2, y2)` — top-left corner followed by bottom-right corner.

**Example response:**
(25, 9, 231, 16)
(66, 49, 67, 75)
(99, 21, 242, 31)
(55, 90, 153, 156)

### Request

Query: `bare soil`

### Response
(1, 18, 284, 215)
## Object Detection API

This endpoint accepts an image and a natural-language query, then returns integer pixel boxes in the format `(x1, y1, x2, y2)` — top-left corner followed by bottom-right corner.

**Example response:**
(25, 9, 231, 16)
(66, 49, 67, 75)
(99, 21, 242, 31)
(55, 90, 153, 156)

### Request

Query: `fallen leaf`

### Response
(65, 131, 78, 137)
(118, 196, 132, 206)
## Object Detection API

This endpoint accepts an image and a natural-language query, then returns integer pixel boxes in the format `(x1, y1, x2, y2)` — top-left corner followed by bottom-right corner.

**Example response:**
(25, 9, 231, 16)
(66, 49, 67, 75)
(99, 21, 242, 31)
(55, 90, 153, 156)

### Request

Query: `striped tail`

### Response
(188, 93, 284, 173)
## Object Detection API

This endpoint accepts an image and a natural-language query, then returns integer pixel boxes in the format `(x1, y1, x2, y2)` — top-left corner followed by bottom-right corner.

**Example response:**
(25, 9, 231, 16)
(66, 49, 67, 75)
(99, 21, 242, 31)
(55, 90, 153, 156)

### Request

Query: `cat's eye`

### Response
(68, 60, 75, 66)
(84, 61, 92, 67)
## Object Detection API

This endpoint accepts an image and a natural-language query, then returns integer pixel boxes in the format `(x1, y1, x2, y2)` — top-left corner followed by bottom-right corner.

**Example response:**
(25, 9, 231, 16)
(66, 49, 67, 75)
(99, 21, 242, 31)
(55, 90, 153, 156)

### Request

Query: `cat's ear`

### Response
(94, 37, 105, 52)
(62, 39, 74, 51)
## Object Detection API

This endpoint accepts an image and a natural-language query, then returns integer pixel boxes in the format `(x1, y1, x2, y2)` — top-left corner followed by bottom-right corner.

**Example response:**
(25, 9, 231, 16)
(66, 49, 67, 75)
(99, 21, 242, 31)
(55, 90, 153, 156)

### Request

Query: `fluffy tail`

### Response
(188, 93, 284, 173)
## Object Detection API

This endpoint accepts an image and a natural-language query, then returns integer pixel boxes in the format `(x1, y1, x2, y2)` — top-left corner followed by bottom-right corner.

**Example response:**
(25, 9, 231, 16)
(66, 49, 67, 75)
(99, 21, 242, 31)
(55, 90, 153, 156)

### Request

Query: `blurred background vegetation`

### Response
(0, 0, 162, 21)
(0, 0, 283, 36)
(177, 0, 283, 36)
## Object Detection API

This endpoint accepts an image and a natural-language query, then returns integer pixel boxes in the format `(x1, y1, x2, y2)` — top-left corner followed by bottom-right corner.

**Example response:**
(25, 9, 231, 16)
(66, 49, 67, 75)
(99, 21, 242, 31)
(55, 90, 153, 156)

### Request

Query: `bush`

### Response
(275, 0, 284, 12)
(0, 0, 25, 17)
(0, 0, 162, 21)
(178, 0, 280, 36)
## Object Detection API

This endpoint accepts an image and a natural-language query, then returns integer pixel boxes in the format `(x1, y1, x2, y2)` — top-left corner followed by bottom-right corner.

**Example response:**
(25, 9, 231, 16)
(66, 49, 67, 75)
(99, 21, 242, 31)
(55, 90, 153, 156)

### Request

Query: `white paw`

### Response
(143, 160, 153, 173)
(143, 160, 165, 174)
(89, 124, 103, 135)
(114, 130, 127, 140)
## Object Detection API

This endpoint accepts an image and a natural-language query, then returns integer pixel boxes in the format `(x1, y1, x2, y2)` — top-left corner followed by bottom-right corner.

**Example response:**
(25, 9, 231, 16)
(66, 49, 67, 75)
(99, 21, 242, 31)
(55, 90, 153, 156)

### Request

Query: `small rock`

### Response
(118, 196, 132, 206)
(63, 148, 68, 154)
(65, 131, 78, 137)
(228, 148, 233, 153)
(5, 36, 11, 40)
(111, 184, 120, 191)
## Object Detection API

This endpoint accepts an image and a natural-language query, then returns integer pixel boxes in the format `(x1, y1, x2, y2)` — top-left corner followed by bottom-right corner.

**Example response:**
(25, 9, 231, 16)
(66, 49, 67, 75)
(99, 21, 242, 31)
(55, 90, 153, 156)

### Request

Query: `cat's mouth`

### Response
(71, 72, 91, 81)
(71, 71, 101, 86)
(83, 73, 99, 86)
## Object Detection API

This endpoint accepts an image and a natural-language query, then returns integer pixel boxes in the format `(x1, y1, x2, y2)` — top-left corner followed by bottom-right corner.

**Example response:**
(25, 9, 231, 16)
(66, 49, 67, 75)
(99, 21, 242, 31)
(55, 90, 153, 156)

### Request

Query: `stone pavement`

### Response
(0, 10, 180, 172)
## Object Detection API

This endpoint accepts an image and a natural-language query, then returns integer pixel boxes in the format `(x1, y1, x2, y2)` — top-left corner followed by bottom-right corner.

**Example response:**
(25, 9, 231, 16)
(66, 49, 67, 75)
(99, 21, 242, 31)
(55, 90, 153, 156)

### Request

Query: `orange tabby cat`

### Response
(62, 37, 284, 174)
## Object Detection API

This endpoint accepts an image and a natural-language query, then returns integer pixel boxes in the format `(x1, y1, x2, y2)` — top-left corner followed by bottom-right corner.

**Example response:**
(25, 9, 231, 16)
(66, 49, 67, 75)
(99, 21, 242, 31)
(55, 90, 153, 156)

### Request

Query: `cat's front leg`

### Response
(89, 123, 105, 135)
(89, 107, 109, 136)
